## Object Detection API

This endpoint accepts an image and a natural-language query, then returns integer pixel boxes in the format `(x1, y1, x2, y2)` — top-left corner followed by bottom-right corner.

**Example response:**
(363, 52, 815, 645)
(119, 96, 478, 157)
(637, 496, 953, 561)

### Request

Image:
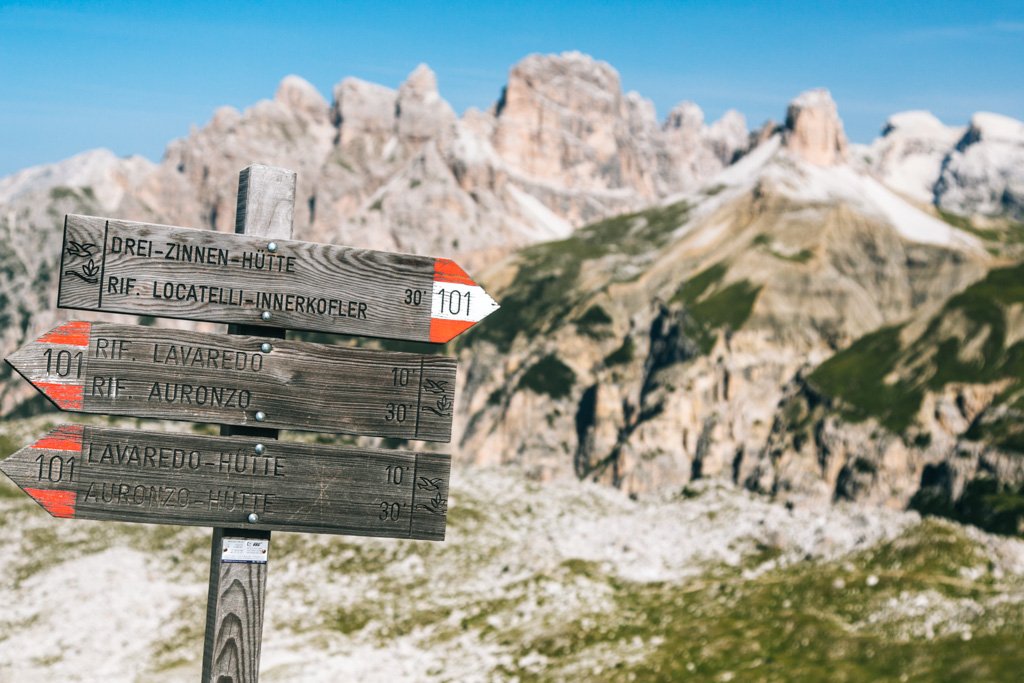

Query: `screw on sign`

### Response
(57, 215, 499, 343)
(0, 424, 449, 540)
(7, 321, 458, 441)
(0, 164, 499, 683)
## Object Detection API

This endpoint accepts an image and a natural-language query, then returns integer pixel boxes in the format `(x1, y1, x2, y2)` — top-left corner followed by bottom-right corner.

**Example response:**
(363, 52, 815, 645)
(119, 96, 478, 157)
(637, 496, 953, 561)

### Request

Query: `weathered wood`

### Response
(206, 163, 292, 683)
(6, 321, 457, 441)
(0, 424, 450, 539)
(206, 526, 270, 683)
(235, 164, 295, 238)
(57, 214, 499, 343)
(0, 161, 475, 683)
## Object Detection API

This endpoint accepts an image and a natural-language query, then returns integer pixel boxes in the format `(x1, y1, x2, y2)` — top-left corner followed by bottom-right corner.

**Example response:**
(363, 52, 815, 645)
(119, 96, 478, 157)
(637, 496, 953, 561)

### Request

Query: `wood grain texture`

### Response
(206, 527, 270, 683)
(0, 424, 450, 538)
(6, 321, 457, 441)
(235, 165, 295, 238)
(56, 212, 497, 342)
(206, 164, 293, 683)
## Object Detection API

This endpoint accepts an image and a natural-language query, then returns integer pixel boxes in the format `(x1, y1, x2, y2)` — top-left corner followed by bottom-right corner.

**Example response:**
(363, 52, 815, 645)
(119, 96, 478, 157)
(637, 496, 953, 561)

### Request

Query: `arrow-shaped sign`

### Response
(0, 425, 449, 540)
(57, 214, 499, 343)
(6, 322, 457, 441)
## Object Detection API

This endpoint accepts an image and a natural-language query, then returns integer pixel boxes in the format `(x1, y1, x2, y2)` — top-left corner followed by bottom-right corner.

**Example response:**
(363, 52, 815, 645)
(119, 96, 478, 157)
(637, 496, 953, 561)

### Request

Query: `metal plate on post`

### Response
(221, 539, 270, 564)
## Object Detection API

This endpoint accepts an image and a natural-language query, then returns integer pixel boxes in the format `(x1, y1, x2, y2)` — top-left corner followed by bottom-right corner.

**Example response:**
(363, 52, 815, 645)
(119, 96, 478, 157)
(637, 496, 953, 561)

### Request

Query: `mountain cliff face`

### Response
(748, 261, 1024, 532)
(452, 89, 1024, 533)
(122, 51, 749, 260)
(1, 54, 1023, 533)
(783, 89, 849, 166)
(0, 52, 743, 413)
(454, 96, 989, 493)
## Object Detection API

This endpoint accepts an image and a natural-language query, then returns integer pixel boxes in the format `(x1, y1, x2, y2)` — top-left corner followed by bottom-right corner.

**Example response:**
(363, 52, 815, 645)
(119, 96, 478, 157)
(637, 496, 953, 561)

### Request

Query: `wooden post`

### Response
(202, 164, 296, 683)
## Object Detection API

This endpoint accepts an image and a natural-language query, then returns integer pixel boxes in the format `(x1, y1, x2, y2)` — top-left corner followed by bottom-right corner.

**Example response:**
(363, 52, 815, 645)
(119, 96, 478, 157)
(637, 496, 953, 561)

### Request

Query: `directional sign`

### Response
(0, 425, 449, 540)
(6, 321, 457, 441)
(57, 214, 499, 342)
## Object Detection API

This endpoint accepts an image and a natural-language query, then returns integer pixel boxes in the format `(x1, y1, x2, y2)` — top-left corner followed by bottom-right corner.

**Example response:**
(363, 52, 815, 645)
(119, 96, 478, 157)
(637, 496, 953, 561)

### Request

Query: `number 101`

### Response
(435, 288, 471, 316)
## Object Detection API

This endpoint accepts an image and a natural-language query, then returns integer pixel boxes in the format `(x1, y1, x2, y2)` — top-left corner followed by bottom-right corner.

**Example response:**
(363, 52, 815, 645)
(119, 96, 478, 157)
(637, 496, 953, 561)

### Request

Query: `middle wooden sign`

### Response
(6, 322, 457, 441)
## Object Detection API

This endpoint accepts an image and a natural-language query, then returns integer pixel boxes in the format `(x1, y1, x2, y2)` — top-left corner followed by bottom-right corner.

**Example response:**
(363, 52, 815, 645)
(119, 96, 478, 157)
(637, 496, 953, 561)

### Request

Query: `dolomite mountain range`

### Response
(2, 51, 1023, 530)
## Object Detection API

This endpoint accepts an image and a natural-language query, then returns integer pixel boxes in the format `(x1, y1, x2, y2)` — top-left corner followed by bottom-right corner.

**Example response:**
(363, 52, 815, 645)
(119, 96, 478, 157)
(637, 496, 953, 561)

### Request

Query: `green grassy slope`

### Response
(809, 262, 1024, 444)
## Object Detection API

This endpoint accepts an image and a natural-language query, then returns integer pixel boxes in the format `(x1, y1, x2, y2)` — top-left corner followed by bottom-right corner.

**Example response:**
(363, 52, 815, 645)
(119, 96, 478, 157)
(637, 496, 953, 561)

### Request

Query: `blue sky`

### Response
(1, 0, 1022, 177)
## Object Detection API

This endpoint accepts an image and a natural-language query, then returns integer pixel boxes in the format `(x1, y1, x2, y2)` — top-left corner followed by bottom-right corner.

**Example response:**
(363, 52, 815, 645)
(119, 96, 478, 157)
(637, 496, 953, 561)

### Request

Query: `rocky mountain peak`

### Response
(880, 110, 949, 137)
(707, 110, 749, 164)
(500, 51, 622, 111)
(936, 110, 1024, 220)
(274, 75, 329, 120)
(396, 63, 455, 142)
(400, 63, 441, 100)
(665, 101, 705, 133)
(959, 111, 1024, 148)
(783, 88, 848, 166)
(0, 148, 152, 209)
(624, 92, 658, 132)
(331, 77, 396, 146)
(490, 51, 625, 183)
(868, 110, 963, 204)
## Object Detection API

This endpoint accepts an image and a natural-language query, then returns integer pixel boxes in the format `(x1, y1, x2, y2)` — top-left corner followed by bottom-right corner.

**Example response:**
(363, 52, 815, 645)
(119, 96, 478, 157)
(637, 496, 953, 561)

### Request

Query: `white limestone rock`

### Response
(783, 89, 848, 166)
(935, 112, 1024, 220)
(865, 111, 964, 205)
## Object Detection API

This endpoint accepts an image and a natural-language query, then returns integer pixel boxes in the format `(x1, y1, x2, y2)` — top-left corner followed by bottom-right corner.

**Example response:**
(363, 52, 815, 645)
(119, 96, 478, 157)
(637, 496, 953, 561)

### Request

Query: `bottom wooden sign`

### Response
(0, 425, 449, 541)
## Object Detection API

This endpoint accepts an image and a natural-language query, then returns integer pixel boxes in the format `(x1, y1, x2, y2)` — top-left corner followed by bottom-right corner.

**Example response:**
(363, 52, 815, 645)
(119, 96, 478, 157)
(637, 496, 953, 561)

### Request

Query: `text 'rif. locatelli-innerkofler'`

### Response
(58, 214, 499, 343)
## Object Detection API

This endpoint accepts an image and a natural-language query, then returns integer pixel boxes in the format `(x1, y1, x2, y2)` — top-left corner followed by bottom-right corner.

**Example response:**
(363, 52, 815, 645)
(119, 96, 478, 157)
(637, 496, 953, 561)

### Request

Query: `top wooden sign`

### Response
(58, 214, 499, 343)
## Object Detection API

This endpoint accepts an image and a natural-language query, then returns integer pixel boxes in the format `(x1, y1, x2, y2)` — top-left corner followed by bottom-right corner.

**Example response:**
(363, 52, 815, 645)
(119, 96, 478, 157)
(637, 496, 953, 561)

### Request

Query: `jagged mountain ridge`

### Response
(454, 112, 990, 486)
(0, 52, 748, 413)
(1, 53, 1024, 533)
(452, 89, 1024, 534)
(861, 109, 1024, 223)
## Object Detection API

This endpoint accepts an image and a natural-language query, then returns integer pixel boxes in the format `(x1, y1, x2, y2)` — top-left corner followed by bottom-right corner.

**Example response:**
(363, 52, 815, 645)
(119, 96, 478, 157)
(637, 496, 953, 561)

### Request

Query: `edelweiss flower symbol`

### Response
(415, 478, 447, 516)
(422, 378, 452, 417)
(64, 259, 100, 284)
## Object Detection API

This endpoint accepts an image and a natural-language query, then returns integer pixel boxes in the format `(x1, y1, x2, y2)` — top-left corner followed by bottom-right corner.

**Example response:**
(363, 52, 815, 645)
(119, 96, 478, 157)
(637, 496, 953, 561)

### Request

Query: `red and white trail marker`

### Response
(57, 214, 500, 343)
(430, 258, 500, 342)
(0, 164, 501, 683)
(0, 424, 449, 540)
(6, 321, 458, 440)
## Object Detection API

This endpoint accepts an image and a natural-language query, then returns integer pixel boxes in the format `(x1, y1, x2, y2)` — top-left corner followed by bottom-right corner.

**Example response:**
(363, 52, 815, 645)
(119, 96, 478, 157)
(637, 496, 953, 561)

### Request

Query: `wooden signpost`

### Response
(0, 424, 449, 540)
(0, 163, 498, 682)
(7, 321, 458, 440)
(58, 214, 498, 343)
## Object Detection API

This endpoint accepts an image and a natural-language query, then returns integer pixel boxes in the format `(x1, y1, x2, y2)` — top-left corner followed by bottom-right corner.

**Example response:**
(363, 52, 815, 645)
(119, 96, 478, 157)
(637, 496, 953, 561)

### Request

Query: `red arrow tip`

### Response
(434, 258, 477, 286)
(25, 488, 77, 518)
(32, 424, 84, 451)
(429, 318, 476, 343)
(36, 382, 84, 410)
(38, 321, 91, 347)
